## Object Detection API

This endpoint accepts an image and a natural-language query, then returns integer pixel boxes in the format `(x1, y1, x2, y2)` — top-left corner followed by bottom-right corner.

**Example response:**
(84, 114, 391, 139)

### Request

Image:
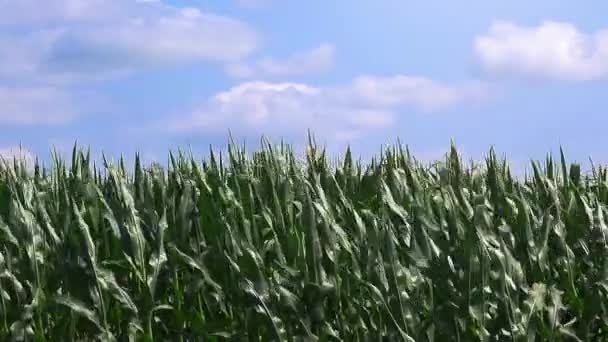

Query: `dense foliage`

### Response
(1, 139, 607, 341)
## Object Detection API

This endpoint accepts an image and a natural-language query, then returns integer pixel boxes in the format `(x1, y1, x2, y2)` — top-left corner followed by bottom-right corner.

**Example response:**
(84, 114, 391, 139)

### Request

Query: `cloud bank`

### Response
(0, 0, 260, 125)
(0, 0, 259, 83)
(167, 76, 487, 141)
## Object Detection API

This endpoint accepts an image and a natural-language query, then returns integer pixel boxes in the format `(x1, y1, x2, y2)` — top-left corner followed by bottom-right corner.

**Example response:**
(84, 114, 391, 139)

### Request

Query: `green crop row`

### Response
(0, 138, 607, 341)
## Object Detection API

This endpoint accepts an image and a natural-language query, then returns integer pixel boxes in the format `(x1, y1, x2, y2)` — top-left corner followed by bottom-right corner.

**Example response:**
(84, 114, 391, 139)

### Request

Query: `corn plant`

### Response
(0, 139, 607, 341)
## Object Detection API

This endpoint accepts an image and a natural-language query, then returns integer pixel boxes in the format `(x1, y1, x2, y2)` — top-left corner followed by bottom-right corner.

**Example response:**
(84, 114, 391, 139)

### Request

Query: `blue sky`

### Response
(2, 0, 608, 172)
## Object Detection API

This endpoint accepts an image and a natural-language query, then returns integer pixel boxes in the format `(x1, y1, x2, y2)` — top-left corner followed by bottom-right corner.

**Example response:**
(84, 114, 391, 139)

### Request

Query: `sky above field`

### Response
(2, 0, 608, 172)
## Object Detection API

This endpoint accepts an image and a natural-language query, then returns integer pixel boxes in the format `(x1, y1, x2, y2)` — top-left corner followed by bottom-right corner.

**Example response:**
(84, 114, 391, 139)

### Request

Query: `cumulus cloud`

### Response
(0, 87, 82, 125)
(225, 44, 335, 78)
(474, 20, 608, 81)
(0, 0, 259, 83)
(166, 76, 487, 141)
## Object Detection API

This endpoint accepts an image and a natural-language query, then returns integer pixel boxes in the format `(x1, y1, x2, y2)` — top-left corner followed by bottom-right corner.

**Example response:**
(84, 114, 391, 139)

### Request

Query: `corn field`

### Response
(1, 139, 608, 341)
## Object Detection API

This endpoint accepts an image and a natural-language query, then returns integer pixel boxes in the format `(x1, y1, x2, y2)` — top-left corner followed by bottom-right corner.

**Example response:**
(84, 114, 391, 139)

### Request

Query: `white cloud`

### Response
(345, 76, 487, 111)
(226, 43, 335, 78)
(166, 76, 487, 142)
(0, 0, 259, 126)
(0, 0, 259, 83)
(475, 20, 608, 81)
(0, 87, 81, 125)
(0, 0, 118, 27)
(0, 146, 35, 166)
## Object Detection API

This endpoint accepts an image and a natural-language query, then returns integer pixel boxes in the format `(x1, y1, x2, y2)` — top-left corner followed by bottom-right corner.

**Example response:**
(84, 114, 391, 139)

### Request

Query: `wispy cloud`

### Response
(475, 20, 608, 81)
(344, 76, 487, 111)
(225, 43, 335, 79)
(165, 76, 487, 142)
